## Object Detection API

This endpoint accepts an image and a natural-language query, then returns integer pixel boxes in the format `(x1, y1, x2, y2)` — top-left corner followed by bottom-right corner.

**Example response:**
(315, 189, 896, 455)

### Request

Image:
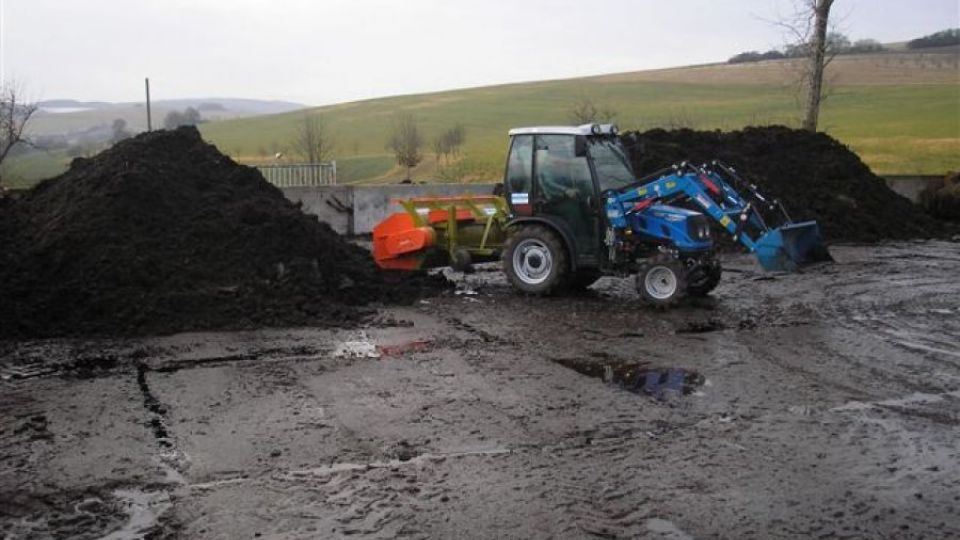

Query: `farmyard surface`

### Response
(2, 241, 959, 539)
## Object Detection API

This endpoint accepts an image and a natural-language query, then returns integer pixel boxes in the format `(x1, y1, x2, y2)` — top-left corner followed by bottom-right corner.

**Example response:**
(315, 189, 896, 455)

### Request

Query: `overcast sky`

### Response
(2, 0, 957, 105)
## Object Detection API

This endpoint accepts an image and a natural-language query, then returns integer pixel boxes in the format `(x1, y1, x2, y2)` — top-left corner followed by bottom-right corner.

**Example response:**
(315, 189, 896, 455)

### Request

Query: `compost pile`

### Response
(622, 126, 941, 243)
(921, 172, 960, 222)
(0, 127, 443, 339)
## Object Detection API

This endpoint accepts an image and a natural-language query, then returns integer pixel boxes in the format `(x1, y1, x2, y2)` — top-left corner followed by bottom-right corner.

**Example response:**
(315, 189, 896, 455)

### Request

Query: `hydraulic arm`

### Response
(605, 161, 831, 271)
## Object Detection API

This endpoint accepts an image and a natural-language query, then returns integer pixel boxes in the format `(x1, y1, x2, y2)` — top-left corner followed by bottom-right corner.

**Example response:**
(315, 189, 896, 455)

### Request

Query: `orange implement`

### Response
(372, 194, 509, 271)
(373, 212, 436, 270)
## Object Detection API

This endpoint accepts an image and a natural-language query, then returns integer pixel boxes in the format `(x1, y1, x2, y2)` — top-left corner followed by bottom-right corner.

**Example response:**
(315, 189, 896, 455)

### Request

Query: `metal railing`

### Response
(257, 162, 337, 187)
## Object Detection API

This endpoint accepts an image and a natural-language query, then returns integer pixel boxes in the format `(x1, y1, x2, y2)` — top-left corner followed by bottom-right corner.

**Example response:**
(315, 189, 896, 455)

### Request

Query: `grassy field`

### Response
(198, 50, 958, 181)
(6, 50, 958, 188)
(1, 150, 72, 190)
(200, 81, 959, 181)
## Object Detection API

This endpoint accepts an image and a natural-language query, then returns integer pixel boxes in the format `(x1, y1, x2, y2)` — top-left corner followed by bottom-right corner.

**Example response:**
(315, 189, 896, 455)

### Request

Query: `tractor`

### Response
(373, 124, 830, 305)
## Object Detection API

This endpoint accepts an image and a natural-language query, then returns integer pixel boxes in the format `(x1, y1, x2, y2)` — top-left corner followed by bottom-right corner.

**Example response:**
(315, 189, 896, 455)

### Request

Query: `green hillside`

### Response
(5, 50, 959, 188)
(198, 51, 958, 182)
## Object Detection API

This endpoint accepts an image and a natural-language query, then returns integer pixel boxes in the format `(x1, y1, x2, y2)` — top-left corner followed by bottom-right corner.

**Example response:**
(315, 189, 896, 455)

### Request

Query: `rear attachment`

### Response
(373, 195, 509, 271)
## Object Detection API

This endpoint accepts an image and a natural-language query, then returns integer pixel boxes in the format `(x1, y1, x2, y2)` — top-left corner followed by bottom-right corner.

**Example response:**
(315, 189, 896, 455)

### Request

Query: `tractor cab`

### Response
(502, 124, 710, 267)
(503, 124, 632, 268)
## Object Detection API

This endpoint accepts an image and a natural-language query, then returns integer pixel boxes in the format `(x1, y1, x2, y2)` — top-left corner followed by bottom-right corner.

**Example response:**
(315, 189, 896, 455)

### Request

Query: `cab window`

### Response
(534, 135, 592, 201)
(506, 135, 533, 194)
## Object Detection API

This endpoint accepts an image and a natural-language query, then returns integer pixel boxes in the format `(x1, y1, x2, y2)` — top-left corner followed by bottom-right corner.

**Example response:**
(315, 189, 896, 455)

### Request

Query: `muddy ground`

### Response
(2, 241, 959, 539)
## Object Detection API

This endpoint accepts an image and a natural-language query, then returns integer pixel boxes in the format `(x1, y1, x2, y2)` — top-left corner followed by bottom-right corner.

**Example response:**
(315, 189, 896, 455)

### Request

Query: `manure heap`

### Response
(623, 126, 942, 243)
(0, 127, 442, 338)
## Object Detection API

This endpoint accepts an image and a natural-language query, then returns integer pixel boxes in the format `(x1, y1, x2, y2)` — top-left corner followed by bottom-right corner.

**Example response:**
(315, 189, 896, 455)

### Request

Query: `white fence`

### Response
(257, 162, 337, 187)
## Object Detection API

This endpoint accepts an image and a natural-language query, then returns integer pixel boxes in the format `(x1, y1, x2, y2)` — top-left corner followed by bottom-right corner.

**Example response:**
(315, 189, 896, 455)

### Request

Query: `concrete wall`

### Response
(282, 183, 499, 235)
(283, 176, 943, 235)
(282, 185, 354, 234)
(883, 175, 944, 203)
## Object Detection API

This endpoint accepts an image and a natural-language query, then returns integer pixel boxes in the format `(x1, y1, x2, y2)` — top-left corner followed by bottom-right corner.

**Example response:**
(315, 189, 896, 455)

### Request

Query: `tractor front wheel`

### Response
(636, 254, 687, 307)
(502, 225, 568, 295)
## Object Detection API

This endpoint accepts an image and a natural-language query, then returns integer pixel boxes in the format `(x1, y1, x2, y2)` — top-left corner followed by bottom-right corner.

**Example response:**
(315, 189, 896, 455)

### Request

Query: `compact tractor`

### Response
(373, 124, 830, 305)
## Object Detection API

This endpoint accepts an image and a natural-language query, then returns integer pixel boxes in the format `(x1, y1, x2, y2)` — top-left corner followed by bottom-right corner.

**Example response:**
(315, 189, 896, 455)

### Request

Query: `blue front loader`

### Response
(606, 161, 832, 272)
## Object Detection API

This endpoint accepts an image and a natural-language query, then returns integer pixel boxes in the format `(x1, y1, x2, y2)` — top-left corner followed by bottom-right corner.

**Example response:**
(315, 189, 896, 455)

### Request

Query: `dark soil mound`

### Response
(0, 127, 444, 339)
(921, 172, 960, 222)
(621, 126, 941, 243)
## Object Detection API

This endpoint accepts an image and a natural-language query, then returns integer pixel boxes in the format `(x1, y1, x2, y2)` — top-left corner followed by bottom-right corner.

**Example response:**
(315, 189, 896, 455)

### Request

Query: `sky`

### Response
(1, 0, 957, 105)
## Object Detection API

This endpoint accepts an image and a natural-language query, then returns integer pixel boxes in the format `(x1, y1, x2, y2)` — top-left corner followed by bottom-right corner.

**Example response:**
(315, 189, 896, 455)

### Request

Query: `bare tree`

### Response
(773, 0, 836, 132)
(291, 114, 336, 163)
(432, 123, 466, 164)
(387, 112, 423, 180)
(162, 107, 204, 130)
(568, 96, 618, 124)
(432, 135, 446, 165)
(110, 118, 132, 144)
(0, 84, 38, 189)
(801, 1, 836, 131)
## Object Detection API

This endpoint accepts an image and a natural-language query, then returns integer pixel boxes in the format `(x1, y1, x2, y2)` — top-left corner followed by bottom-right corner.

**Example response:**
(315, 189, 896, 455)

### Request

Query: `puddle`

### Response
(100, 489, 172, 540)
(675, 320, 726, 334)
(136, 363, 173, 448)
(552, 357, 704, 399)
(284, 447, 512, 478)
(646, 517, 695, 539)
(2, 488, 171, 540)
(377, 339, 433, 357)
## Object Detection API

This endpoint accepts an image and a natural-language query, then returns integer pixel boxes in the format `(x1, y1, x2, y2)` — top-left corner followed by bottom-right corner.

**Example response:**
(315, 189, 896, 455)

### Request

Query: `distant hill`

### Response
(30, 98, 306, 136)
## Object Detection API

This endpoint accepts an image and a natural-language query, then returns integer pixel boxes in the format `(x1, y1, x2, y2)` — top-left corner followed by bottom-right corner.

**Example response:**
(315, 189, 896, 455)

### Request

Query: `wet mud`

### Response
(2, 241, 960, 538)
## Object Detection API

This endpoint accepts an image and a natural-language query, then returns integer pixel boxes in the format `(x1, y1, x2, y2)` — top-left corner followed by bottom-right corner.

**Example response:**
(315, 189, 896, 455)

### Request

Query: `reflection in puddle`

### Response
(552, 357, 704, 399)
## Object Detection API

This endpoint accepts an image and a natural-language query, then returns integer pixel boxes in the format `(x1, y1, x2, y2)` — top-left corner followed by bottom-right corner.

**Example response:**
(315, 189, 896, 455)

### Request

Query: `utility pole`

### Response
(1, 0, 6, 89)
(145, 78, 152, 131)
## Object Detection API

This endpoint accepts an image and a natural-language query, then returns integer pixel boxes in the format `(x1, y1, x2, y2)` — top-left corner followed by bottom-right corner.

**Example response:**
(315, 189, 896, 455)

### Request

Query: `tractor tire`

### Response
(636, 253, 687, 307)
(502, 225, 569, 296)
(687, 260, 722, 297)
(566, 270, 601, 291)
(450, 248, 473, 273)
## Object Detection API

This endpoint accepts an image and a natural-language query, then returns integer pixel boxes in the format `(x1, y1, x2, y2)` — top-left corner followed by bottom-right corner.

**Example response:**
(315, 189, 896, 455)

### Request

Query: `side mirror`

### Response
(574, 135, 587, 157)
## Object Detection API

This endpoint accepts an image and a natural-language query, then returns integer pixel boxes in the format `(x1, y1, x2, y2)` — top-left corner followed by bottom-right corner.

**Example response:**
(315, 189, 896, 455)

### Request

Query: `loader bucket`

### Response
(754, 220, 832, 272)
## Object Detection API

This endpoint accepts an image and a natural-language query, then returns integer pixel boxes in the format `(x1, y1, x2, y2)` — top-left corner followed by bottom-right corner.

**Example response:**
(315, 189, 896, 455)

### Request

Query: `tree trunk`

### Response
(802, 0, 834, 132)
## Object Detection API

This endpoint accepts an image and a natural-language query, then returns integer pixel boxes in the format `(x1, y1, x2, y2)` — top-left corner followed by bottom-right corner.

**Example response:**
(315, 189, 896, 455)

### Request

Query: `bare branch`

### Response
(0, 82, 39, 188)
(766, 0, 835, 132)
(568, 95, 618, 125)
(291, 114, 336, 163)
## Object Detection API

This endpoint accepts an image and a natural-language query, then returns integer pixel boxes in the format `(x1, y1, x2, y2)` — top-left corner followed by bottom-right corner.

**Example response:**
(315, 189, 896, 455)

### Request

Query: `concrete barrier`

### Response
(283, 176, 944, 235)
(883, 175, 944, 203)
(282, 183, 498, 235)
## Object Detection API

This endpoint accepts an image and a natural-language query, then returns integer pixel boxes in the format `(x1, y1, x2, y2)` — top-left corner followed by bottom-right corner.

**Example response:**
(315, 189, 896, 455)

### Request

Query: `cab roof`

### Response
(508, 124, 618, 137)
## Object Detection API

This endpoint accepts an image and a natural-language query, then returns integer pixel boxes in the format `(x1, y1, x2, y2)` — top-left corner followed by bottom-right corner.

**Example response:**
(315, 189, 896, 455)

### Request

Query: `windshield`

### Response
(588, 139, 635, 191)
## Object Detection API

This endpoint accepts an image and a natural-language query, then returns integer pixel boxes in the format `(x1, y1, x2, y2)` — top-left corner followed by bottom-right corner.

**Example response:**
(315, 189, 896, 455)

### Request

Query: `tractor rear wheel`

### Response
(636, 253, 687, 307)
(502, 225, 568, 295)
